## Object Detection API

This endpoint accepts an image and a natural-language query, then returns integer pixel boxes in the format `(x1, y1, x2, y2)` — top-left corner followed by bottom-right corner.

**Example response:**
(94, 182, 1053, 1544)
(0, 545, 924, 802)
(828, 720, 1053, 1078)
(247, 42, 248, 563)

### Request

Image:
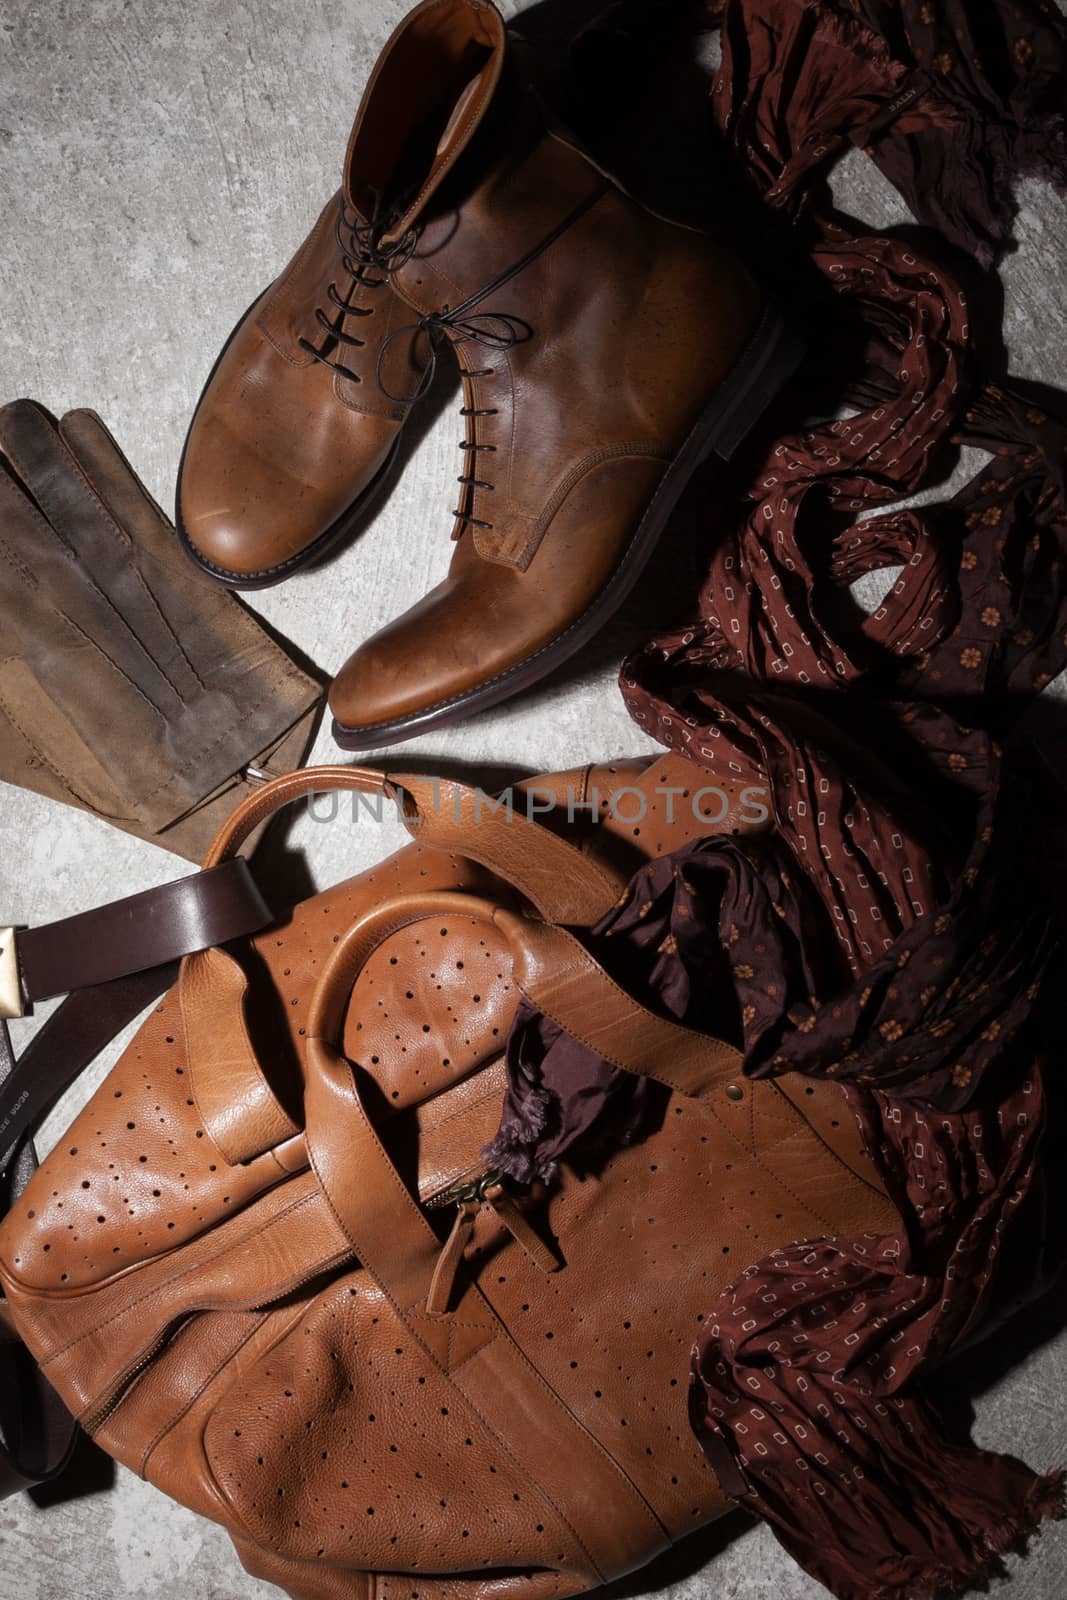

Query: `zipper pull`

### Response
(425, 1168, 504, 1315)
(426, 1197, 480, 1315)
(482, 1179, 560, 1275)
(425, 1166, 502, 1211)
(424, 1168, 561, 1316)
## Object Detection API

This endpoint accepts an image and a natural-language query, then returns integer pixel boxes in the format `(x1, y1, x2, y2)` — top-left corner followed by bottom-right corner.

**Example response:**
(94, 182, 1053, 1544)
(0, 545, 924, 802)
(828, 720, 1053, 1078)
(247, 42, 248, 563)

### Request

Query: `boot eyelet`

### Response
(725, 1083, 744, 1102)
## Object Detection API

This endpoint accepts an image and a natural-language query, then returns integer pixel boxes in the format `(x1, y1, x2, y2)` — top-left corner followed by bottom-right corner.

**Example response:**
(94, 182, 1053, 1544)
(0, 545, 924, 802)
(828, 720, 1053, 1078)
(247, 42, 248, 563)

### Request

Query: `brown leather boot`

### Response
(329, 0, 802, 748)
(176, 190, 426, 587)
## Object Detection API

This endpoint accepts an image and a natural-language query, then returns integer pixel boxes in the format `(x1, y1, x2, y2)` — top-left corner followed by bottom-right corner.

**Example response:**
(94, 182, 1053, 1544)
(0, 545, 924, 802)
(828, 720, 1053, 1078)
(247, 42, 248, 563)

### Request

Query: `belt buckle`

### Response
(0, 928, 24, 1020)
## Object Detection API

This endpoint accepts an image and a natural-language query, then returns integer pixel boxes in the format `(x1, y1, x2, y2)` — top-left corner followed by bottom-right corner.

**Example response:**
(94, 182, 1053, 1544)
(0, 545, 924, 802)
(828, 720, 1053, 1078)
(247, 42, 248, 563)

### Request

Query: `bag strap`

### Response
(0, 861, 271, 1171)
(0, 857, 273, 1498)
(308, 894, 743, 1097)
(0, 1026, 79, 1498)
(10, 862, 270, 1005)
(301, 891, 739, 1581)
(496, 912, 743, 1095)
(200, 765, 627, 924)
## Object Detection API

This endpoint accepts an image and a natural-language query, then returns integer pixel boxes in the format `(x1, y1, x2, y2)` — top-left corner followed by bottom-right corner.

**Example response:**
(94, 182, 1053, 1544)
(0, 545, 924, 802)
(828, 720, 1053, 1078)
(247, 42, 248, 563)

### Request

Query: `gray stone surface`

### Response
(1, 1, 1066, 1596)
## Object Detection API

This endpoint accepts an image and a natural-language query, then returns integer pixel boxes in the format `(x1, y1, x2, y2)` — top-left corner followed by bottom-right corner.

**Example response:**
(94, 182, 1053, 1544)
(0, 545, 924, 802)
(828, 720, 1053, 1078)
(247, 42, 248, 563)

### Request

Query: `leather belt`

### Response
(3, 858, 270, 1014)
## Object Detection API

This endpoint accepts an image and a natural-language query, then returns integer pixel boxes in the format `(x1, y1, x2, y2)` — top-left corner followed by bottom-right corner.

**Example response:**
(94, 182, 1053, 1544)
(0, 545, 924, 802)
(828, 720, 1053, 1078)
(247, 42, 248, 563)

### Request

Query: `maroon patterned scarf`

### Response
(491, 2, 1067, 1595)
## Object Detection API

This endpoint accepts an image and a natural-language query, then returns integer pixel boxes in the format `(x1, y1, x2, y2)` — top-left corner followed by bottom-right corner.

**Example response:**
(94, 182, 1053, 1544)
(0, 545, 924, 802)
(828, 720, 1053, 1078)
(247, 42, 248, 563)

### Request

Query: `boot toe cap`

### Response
(178, 418, 347, 581)
(329, 626, 448, 739)
(329, 577, 504, 738)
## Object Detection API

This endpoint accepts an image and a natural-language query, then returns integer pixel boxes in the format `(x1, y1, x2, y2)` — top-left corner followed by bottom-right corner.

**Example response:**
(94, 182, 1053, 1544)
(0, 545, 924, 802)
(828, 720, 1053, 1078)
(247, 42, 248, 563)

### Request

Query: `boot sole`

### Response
(174, 289, 406, 592)
(332, 299, 805, 750)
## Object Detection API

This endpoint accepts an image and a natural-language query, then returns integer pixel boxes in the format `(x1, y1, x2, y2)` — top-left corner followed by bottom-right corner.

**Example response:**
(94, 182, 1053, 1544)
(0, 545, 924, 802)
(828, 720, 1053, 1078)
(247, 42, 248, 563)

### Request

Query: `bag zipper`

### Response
(82, 1323, 186, 1436)
(425, 1166, 503, 1211)
(82, 1253, 354, 1437)
(85, 1170, 544, 1435)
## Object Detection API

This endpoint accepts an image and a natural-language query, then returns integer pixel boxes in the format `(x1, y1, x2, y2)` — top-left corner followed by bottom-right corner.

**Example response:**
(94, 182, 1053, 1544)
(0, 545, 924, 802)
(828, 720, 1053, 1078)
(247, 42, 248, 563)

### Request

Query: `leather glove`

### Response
(0, 400, 323, 860)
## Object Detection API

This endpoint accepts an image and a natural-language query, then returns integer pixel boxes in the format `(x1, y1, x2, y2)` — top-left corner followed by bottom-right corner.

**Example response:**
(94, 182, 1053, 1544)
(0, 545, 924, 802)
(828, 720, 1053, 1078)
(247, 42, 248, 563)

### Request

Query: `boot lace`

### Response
(377, 305, 530, 531)
(372, 180, 609, 533)
(298, 196, 419, 386)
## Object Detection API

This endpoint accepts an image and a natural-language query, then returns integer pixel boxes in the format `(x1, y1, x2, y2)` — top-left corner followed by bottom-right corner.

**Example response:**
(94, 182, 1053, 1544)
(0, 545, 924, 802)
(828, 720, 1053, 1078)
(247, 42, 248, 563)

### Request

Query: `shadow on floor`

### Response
(29, 1427, 115, 1509)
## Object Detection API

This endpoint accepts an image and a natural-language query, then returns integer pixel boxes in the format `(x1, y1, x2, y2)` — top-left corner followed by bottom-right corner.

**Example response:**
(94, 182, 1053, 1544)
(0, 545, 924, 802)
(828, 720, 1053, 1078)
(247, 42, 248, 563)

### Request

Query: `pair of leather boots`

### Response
(178, 0, 802, 749)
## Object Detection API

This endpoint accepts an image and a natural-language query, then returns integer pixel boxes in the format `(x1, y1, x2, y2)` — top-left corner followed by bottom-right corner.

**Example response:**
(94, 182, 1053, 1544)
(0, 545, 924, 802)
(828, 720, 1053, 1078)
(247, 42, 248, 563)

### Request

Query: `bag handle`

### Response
(183, 764, 632, 1165)
(302, 889, 742, 1320)
(309, 893, 743, 1098)
(200, 764, 626, 924)
(183, 763, 740, 1168)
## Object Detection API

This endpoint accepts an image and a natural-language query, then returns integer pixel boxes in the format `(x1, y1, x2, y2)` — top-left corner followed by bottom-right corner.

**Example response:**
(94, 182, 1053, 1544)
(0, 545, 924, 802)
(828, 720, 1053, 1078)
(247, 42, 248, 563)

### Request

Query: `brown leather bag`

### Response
(0, 758, 897, 1600)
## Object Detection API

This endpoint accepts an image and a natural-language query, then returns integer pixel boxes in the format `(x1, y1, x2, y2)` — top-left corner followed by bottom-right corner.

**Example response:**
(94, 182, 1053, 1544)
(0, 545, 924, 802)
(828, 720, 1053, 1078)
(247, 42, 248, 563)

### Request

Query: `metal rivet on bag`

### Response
(725, 1083, 744, 1101)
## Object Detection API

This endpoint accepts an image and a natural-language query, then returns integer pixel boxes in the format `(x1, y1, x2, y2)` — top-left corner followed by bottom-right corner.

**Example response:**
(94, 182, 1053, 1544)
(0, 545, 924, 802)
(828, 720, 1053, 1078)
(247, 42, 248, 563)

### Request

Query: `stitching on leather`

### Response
(703, 1094, 841, 1234)
(61, 412, 178, 548)
(310, 1053, 609, 1578)
(393, 250, 466, 323)
(0, 678, 138, 819)
(138, 1310, 269, 1476)
(3, 422, 225, 745)
(445, 1346, 605, 1582)
(416, 1076, 504, 1136)
(447, 1327, 499, 1375)
(132, 569, 207, 693)
(350, 1063, 444, 1233)
(0, 431, 184, 728)
(36, 1186, 324, 1364)
(421, 792, 620, 911)
(506, 446, 674, 573)
(774, 1080, 893, 1201)
(182, 951, 222, 1154)
(451, 1296, 666, 1576)
(60, 612, 166, 723)
(478, 186, 614, 540)
(331, 469, 682, 729)
(524, 931, 741, 1095)
(164, 1249, 355, 1319)
(183, 949, 299, 1160)
(197, 1380, 290, 1552)
(113, 676, 316, 816)
(0, 516, 43, 588)
(22, 411, 208, 696)
(305, 1066, 437, 1294)
(336, 386, 406, 425)
(337, 316, 775, 736)
(396, 0, 501, 228)
(257, 208, 329, 367)
(304, 1081, 598, 1578)
(410, 1309, 495, 1332)
(3, 414, 132, 550)
(531, 1005, 696, 1092)
(749, 1129, 844, 1236)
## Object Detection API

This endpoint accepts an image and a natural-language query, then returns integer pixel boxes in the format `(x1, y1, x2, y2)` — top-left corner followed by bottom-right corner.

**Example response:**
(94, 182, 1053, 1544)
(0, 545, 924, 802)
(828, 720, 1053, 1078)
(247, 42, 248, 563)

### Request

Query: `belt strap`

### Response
(0, 856, 273, 1499)
(14, 860, 270, 1005)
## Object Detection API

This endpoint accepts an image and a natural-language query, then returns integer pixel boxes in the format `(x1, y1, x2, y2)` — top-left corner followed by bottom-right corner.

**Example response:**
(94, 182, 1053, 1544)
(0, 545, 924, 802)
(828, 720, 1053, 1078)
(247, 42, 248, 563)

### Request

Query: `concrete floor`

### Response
(1, 1, 1067, 1596)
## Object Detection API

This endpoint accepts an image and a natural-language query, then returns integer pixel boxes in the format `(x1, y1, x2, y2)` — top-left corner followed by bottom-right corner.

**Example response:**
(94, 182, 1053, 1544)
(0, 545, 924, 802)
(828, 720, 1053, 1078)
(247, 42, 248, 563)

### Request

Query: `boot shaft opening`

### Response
(346, 0, 506, 228)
